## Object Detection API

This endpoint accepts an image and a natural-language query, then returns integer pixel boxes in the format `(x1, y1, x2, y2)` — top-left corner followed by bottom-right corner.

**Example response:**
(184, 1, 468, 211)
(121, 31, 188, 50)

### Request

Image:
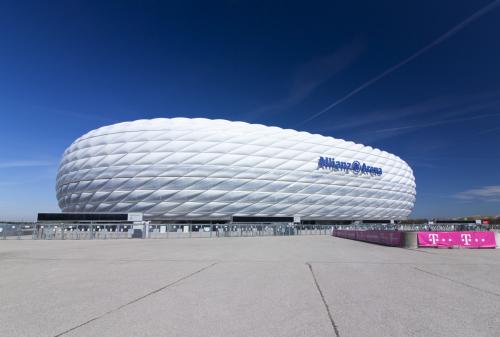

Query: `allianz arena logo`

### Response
(317, 156, 383, 176)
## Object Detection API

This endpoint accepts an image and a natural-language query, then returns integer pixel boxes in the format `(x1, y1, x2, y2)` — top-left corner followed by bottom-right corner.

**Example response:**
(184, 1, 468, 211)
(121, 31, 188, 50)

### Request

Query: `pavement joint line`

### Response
(4, 256, 499, 267)
(1, 257, 221, 263)
(53, 261, 218, 337)
(306, 262, 340, 337)
(413, 266, 500, 299)
(2, 257, 316, 264)
(404, 248, 439, 255)
(305, 260, 498, 266)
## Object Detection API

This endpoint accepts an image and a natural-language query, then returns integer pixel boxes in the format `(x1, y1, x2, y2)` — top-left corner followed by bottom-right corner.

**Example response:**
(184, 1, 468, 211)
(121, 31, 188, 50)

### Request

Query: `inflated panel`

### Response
(56, 118, 416, 219)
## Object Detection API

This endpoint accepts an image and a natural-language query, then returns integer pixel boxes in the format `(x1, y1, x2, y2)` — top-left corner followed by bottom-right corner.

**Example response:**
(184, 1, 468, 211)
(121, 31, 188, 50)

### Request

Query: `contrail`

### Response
(375, 112, 500, 133)
(300, 0, 500, 125)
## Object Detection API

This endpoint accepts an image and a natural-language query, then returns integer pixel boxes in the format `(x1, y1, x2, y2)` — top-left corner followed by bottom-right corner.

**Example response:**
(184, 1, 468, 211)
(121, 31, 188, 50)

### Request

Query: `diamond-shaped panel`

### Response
(56, 118, 416, 219)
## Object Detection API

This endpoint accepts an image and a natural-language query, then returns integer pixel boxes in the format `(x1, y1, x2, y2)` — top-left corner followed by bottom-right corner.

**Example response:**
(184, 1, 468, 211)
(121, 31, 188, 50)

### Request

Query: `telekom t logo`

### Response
(461, 234, 472, 245)
(428, 233, 439, 244)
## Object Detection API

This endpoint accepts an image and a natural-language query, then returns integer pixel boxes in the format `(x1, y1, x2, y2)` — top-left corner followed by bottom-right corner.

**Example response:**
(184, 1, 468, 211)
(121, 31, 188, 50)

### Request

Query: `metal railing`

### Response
(26, 223, 335, 240)
(0, 223, 34, 240)
(5, 222, 496, 240)
(331, 223, 493, 232)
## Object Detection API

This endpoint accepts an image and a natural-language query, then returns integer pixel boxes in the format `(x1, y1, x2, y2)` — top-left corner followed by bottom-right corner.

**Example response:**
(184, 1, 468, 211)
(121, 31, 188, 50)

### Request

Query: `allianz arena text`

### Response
(56, 118, 416, 220)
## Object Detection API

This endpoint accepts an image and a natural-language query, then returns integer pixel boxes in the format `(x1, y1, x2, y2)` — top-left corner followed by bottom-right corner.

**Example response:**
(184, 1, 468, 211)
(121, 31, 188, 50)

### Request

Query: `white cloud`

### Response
(0, 160, 55, 169)
(455, 185, 500, 202)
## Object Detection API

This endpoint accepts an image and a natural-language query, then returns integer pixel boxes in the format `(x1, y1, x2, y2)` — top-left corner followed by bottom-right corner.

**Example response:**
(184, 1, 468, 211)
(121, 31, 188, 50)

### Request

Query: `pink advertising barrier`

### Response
(417, 231, 496, 248)
(331, 230, 403, 247)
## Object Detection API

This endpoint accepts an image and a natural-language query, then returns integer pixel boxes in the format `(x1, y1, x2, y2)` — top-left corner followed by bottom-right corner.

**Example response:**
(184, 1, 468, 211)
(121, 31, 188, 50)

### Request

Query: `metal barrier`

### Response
(9, 222, 496, 241)
(331, 223, 492, 232)
(32, 224, 134, 240)
(28, 223, 336, 240)
(0, 223, 34, 240)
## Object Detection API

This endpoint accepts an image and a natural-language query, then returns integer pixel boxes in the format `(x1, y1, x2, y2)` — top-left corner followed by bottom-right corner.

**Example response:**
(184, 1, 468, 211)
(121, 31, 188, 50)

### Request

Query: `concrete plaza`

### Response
(1, 236, 499, 337)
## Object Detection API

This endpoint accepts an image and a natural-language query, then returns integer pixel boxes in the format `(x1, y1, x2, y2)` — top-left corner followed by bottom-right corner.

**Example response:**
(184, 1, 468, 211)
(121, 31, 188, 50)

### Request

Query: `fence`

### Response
(22, 223, 335, 240)
(4, 222, 494, 241)
(0, 223, 34, 240)
(331, 223, 492, 232)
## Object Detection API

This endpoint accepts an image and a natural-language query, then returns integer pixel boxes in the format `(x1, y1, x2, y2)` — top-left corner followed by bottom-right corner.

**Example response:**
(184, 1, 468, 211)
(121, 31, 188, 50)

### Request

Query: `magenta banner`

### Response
(331, 230, 403, 247)
(417, 231, 496, 248)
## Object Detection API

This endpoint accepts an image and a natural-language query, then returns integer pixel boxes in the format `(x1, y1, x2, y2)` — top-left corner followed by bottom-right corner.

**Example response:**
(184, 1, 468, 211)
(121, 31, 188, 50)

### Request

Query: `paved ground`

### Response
(1, 236, 500, 337)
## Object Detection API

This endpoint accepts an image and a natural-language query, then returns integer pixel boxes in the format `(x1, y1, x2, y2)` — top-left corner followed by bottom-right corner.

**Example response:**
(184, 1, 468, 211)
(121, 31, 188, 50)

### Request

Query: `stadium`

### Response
(54, 118, 416, 223)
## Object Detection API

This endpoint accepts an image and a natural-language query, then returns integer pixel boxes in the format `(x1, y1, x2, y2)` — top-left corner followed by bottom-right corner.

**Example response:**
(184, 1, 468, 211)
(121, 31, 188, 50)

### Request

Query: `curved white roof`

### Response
(56, 118, 416, 219)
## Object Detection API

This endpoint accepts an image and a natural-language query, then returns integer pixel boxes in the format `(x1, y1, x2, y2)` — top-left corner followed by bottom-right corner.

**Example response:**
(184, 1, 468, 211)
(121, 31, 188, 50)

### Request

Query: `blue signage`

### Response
(317, 156, 382, 176)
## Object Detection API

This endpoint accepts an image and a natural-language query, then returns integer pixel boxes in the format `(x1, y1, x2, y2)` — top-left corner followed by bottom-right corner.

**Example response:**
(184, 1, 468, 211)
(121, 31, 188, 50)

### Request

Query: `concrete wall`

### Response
(402, 232, 418, 248)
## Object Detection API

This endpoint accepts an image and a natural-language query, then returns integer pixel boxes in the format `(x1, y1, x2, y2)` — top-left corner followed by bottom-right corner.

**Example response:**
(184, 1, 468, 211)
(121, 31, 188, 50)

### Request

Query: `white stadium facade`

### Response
(55, 118, 416, 222)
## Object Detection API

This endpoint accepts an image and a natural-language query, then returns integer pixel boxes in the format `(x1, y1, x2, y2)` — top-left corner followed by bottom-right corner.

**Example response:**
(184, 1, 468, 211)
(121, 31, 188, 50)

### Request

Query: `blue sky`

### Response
(0, 0, 499, 220)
